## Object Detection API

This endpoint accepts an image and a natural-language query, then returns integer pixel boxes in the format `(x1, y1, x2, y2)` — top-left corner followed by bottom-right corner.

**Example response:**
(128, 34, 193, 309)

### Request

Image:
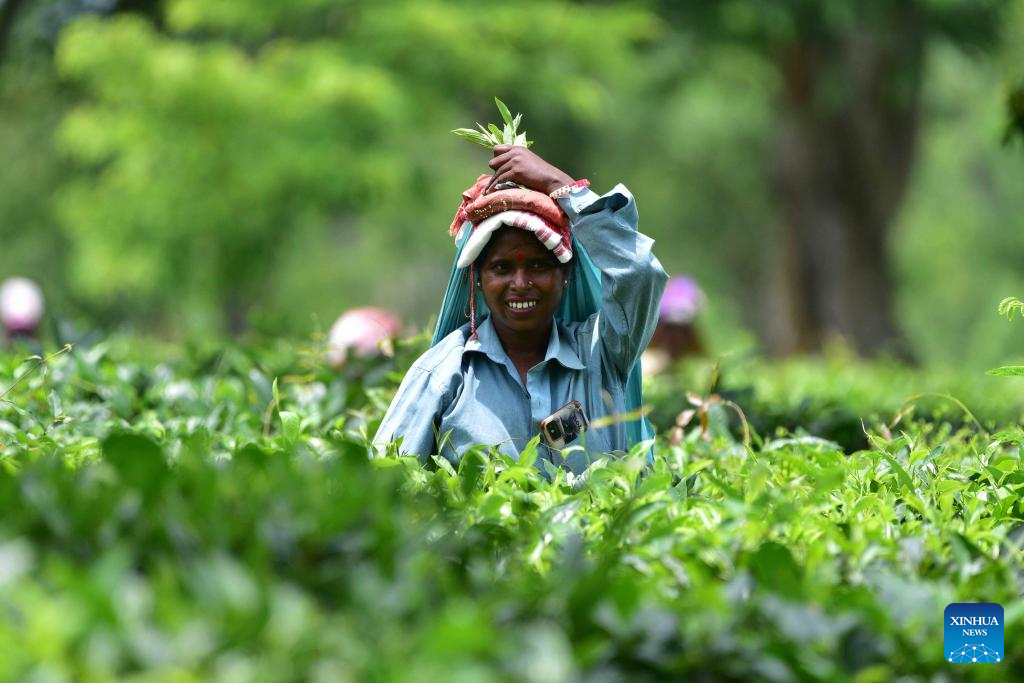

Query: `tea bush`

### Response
(0, 337, 1021, 681)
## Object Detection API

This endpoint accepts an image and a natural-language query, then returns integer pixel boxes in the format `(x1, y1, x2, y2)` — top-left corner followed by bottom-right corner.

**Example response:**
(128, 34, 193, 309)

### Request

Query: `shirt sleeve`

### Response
(558, 184, 669, 379)
(373, 366, 445, 462)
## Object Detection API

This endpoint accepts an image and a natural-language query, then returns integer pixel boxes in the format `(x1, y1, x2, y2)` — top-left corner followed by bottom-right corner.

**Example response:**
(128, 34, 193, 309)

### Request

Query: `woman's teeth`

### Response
(508, 300, 537, 311)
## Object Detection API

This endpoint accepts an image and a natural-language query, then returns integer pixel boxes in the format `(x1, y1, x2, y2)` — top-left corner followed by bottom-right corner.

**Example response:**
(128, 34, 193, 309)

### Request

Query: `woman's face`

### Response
(477, 227, 566, 337)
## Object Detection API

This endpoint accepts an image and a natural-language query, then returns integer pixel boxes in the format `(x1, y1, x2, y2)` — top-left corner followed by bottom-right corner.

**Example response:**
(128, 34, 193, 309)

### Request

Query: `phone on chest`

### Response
(540, 400, 590, 449)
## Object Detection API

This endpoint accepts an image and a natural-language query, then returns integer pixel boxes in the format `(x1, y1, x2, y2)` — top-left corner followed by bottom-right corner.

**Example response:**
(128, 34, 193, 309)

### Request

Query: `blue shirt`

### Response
(374, 184, 668, 473)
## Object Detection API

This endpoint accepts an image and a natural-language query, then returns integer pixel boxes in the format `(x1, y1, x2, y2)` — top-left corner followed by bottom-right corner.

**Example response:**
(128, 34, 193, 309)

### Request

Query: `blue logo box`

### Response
(944, 603, 1003, 664)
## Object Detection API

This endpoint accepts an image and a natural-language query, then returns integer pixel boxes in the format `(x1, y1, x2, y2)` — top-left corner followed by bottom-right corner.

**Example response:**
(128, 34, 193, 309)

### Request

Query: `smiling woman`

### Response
(476, 228, 569, 384)
(374, 145, 668, 473)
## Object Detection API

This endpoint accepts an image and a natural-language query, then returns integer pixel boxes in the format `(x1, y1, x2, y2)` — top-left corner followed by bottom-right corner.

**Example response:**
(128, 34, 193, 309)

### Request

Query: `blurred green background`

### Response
(2, 0, 1023, 370)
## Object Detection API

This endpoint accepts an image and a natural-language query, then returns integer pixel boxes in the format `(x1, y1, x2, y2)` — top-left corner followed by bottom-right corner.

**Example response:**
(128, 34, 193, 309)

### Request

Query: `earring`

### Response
(528, 280, 534, 286)
(475, 280, 480, 287)
(563, 279, 568, 286)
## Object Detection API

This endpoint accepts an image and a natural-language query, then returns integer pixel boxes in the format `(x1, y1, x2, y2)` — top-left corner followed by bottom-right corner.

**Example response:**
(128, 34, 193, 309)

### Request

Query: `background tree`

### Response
(51, 0, 657, 335)
(0, 0, 159, 326)
(2, 0, 1023, 368)
(658, 0, 1007, 358)
(1009, 79, 1024, 142)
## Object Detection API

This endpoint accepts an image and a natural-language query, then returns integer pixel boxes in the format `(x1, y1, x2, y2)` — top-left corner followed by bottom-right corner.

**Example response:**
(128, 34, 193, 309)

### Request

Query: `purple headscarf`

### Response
(659, 276, 703, 324)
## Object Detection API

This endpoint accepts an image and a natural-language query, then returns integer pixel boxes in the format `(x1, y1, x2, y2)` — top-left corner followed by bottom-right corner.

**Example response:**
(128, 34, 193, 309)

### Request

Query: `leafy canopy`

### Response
(53, 0, 657, 334)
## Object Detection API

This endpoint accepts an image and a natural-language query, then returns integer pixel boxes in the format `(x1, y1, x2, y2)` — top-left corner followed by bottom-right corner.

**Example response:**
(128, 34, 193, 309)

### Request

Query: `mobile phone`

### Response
(540, 400, 589, 449)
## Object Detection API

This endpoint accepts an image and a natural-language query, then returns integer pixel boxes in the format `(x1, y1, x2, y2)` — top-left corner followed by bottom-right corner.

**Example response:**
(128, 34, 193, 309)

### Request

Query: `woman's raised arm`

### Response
(481, 144, 668, 378)
(559, 185, 668, 378)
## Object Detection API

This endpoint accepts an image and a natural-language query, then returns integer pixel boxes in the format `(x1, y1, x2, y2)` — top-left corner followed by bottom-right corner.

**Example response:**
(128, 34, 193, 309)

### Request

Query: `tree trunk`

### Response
(0, 0, 26, 66)
(763, 14, 923, 359)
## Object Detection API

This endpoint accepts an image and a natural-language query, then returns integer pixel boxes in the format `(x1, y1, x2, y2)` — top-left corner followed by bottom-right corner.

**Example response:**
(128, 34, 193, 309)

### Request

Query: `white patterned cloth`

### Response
(456, 210, 572, 269)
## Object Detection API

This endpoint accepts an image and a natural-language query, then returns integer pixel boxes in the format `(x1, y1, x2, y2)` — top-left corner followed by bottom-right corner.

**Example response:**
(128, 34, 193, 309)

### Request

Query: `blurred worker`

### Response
(642, 275, 705, 376)
(327, 306, 402, 368)
(0, 276, 45, 342)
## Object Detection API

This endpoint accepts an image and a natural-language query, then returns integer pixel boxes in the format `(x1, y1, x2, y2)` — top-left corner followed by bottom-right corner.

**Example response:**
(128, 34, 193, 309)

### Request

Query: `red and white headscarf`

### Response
(449, 174, 572, 267)
(457, 211, 571, 268)
(447, 174, 573, 339)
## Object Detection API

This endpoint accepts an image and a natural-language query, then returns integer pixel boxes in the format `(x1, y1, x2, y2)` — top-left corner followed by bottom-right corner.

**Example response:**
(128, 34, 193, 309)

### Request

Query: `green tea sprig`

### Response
(452, 97, 533, 149)
(987, 296, 1024, 377)
(997, 296, 1024, 321)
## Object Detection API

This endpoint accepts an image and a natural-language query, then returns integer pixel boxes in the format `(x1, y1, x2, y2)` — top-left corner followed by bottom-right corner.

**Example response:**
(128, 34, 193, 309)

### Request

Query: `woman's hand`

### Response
(485, 145, 574, 195)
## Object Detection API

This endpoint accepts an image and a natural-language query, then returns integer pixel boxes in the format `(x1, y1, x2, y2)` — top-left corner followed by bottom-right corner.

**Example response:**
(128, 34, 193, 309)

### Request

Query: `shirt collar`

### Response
(465, 316, 585, 371)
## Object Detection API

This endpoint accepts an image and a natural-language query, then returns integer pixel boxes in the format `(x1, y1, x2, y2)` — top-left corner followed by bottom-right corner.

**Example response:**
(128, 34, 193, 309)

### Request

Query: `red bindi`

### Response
(514, 252, 524, 261)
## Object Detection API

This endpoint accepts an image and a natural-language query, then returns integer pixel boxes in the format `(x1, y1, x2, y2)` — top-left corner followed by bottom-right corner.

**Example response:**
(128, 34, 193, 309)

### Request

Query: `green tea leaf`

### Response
(986, 366, 1024, 376)
(495, 97, 513, 126)
(451, 129, 494, 148)
(458, 448, 488, 498)
(280, 410, 300, 445)
(48, 391, 63, 421)
(880, 452, 915, 493)
(749, 542, 803, 598)
(997, 296, 1024, 320)
(518, 435, 540, 470)
(454, 98, 530, 149)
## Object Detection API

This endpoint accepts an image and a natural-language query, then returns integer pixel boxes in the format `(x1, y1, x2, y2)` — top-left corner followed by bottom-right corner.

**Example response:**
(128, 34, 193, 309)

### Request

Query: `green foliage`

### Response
(998, 296, 1024, 320)
(1005, 78, 1024, 143)
(0, 34, 74, 311)
(988, 366, 1024, 377)
(662, 0, 1007, 48)
(892, 42, 1024, 368)
(451, 97, 532, 148)
(647, 349, 1024, 454)
(55, 13, 413, 329)
(987, 296, 1024, 377)
(49, 0, 657, 335)
(1, 338, 1023, 679)
(2, 0, 1024, 368)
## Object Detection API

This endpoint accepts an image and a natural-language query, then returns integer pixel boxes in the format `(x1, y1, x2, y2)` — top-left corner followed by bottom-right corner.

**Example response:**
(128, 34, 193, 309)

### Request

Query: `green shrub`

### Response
(0, 338, 1021, 681)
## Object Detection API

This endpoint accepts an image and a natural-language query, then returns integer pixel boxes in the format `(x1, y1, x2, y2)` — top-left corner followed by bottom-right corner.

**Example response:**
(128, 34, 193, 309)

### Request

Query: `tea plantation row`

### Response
(0, 337, 1021, 681)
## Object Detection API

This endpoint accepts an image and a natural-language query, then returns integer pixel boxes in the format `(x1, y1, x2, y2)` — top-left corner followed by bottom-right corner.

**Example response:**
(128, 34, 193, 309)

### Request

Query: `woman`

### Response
(375, 145, 668, 473)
